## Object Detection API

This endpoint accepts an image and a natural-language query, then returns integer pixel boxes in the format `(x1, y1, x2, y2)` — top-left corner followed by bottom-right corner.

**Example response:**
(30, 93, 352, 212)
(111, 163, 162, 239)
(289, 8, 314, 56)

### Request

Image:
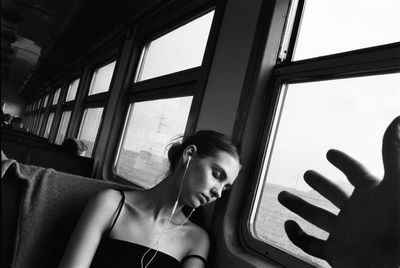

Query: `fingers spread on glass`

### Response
(278, 191, 336, 233)
(326, 149, 377, 189)
(284, 220, 326, 259)
(382, 116, 400, 180)
(304, 170, 349, 209)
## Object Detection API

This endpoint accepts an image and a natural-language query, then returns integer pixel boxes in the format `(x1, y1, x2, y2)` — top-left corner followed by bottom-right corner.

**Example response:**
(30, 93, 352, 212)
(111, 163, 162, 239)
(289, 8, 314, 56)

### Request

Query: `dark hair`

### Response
(61, 138, 88, 155)
(167, 130, 240, 173)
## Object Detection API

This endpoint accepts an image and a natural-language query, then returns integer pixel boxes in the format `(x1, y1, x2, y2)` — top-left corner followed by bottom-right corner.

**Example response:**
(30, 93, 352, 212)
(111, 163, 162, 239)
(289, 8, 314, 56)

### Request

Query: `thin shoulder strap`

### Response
(105, 190, 125, 235)
(181, 254, 206, 264)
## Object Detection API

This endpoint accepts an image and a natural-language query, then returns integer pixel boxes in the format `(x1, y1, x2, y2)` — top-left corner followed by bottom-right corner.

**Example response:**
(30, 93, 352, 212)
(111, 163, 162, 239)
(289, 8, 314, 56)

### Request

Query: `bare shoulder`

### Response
(88, 188, 124, 213)
(185, 221, 210, 256)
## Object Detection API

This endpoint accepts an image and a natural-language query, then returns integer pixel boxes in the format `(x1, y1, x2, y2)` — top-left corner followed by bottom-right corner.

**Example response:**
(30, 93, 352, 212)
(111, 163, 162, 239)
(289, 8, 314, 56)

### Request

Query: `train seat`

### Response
(1, 158, 133, 268)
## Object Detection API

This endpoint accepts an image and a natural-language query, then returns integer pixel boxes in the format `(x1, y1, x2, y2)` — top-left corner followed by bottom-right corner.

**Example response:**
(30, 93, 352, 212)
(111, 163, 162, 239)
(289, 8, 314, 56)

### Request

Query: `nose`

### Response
(210, 186, 222, 199)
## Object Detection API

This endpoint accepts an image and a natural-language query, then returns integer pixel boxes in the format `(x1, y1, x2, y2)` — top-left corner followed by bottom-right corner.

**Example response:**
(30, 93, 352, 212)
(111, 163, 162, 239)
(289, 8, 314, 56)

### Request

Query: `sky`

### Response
(265, 74, 400, 192)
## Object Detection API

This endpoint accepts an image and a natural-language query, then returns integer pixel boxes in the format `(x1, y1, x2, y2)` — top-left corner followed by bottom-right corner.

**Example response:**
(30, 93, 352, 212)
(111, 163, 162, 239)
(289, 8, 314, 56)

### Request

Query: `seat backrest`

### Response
(1, 160, 133, 268)
(1, 131, 94, 177)
(1, 169, 23, 268)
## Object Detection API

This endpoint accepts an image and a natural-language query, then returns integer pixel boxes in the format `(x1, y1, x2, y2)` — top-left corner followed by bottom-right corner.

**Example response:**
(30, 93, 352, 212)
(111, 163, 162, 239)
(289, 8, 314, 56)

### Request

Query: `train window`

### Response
(43, 94, 49, 108)
(35, 113, 45, 136)
(293, 0, 400, 61)
(55, 111, 72, 145)
(77, 107, 104, 157)
(52, 88, 61, 105)
(243, 0, 400, 267)
(88, 61, 116, 95)
(43, 112, 55, 139)
(135, 10, 214, 82)
(115, 97, 192, 188)
(66, 78, 80, 101)
(250, 73, 400, 268)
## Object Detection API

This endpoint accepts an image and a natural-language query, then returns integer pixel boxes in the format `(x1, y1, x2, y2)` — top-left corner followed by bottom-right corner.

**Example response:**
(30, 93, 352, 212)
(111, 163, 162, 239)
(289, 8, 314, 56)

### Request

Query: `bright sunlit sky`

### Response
(266, 74, 400, 192)
(265, 0, 400, 192)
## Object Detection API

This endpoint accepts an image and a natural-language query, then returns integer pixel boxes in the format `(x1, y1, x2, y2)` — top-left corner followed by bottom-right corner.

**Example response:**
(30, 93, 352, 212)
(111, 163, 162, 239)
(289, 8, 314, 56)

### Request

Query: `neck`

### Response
(140, 169, 185, 220)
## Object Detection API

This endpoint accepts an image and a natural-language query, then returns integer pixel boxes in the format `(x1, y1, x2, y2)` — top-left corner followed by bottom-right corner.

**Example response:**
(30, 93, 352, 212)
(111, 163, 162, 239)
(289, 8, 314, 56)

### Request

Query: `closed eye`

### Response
(212, 169, 222, 180)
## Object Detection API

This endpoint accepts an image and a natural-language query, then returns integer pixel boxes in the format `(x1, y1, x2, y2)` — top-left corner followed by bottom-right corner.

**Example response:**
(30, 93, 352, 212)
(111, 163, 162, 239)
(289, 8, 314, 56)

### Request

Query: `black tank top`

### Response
(90, 191, 205, 268)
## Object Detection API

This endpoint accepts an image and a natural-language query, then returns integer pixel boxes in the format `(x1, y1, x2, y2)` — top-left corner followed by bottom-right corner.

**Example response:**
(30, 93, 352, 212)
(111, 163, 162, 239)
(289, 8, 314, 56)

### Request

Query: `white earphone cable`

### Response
(141, 157, 192, 268)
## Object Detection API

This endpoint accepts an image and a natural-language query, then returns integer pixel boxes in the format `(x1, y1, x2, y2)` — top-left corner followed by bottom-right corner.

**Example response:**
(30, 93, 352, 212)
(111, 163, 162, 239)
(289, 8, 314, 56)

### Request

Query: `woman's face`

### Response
(181, 150, 241, 208)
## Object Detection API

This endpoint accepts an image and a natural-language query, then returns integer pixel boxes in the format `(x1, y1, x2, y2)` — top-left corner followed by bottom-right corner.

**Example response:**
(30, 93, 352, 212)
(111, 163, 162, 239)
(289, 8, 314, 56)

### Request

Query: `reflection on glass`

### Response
(252, 73, 400, 267)
(136, 11, 214, 82)
(44, 112, 54, 139)
(88, 62, 116, 95)
(66, 78, 80, 101)
(294, 0, 400, 60)
(116, 96, 193, 188)
(55, 111, 72, 145)
(77, 107, 104, 157)
(52, 88, 61, 105)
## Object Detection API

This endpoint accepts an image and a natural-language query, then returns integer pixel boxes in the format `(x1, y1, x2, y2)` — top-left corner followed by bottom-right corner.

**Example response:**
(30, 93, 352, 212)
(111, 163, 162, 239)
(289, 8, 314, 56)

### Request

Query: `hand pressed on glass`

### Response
(278, 116, 400, 268)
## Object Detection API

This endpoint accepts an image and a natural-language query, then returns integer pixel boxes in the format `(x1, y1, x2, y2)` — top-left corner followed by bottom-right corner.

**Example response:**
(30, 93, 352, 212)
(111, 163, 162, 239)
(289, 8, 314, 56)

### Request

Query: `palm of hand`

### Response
(326, 176, 399, 267)
(278, 116, 400, 268)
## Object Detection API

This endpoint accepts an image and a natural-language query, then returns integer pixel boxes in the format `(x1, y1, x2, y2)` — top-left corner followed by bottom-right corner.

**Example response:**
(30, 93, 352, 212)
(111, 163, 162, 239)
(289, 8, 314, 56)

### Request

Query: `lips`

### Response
(199, 194, 210, 204)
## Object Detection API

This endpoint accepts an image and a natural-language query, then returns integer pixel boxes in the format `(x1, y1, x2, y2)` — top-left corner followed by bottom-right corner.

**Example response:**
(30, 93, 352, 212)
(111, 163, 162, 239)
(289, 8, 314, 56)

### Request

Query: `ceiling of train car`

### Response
(1, 0, 165, 101)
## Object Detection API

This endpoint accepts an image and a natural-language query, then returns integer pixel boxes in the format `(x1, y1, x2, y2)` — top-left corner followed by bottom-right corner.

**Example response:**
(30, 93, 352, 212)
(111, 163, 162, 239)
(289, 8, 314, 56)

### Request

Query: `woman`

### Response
(59, 130, 242, 268)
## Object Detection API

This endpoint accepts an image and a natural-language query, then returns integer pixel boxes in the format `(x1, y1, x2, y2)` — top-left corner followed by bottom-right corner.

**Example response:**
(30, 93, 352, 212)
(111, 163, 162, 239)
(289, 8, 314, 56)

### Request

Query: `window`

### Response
(251, 74, 400, 268)
(136, 11, 214, 82)
(244, 1, 400, 267)
(75, 60, 116, 157)
(115, 97, 193, 188)
(52, 87, 61, 105)
(77, 108, 104, 157)
(112, 8, 216, 186)
(88, 62, 116, 95)
(66, 78, 80, 101)
(55, 111, 72, 145)
(43, 112, 55, 139)
(43, 94, 49, 108)
(35, 113, 45, 136)
(293, 0, 400, 60)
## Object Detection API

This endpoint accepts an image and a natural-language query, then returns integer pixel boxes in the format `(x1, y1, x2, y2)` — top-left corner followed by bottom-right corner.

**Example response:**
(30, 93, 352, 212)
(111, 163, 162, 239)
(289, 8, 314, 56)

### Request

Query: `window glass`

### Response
(115, 96, 193, 188)
(35, 113, 45, 136)
(28, 115, 35, 132)
(88, 62, 116, 95)
(251, 73, 400, 267)
(136, 11, 214, 82)
(25, 115, 31, 130)
(66, 78, 80, 101)
(77, 107, 104, 157)
(293, 0, 400, 60)
(44, 112, 55, 139)
(37, 99, 43, 110)
(55, 111, 72, 145)
(32, 114, 40, 133)
(52, 88, 61, 105)
(43, 94, 49, 108)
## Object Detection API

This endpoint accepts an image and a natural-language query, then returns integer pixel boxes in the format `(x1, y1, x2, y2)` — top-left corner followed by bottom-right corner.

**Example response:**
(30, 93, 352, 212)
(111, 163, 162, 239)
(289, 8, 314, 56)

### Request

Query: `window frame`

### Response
(106, 2, 221, 186)
(239, 0, 400, 267)
(71, 55, 118, 157)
